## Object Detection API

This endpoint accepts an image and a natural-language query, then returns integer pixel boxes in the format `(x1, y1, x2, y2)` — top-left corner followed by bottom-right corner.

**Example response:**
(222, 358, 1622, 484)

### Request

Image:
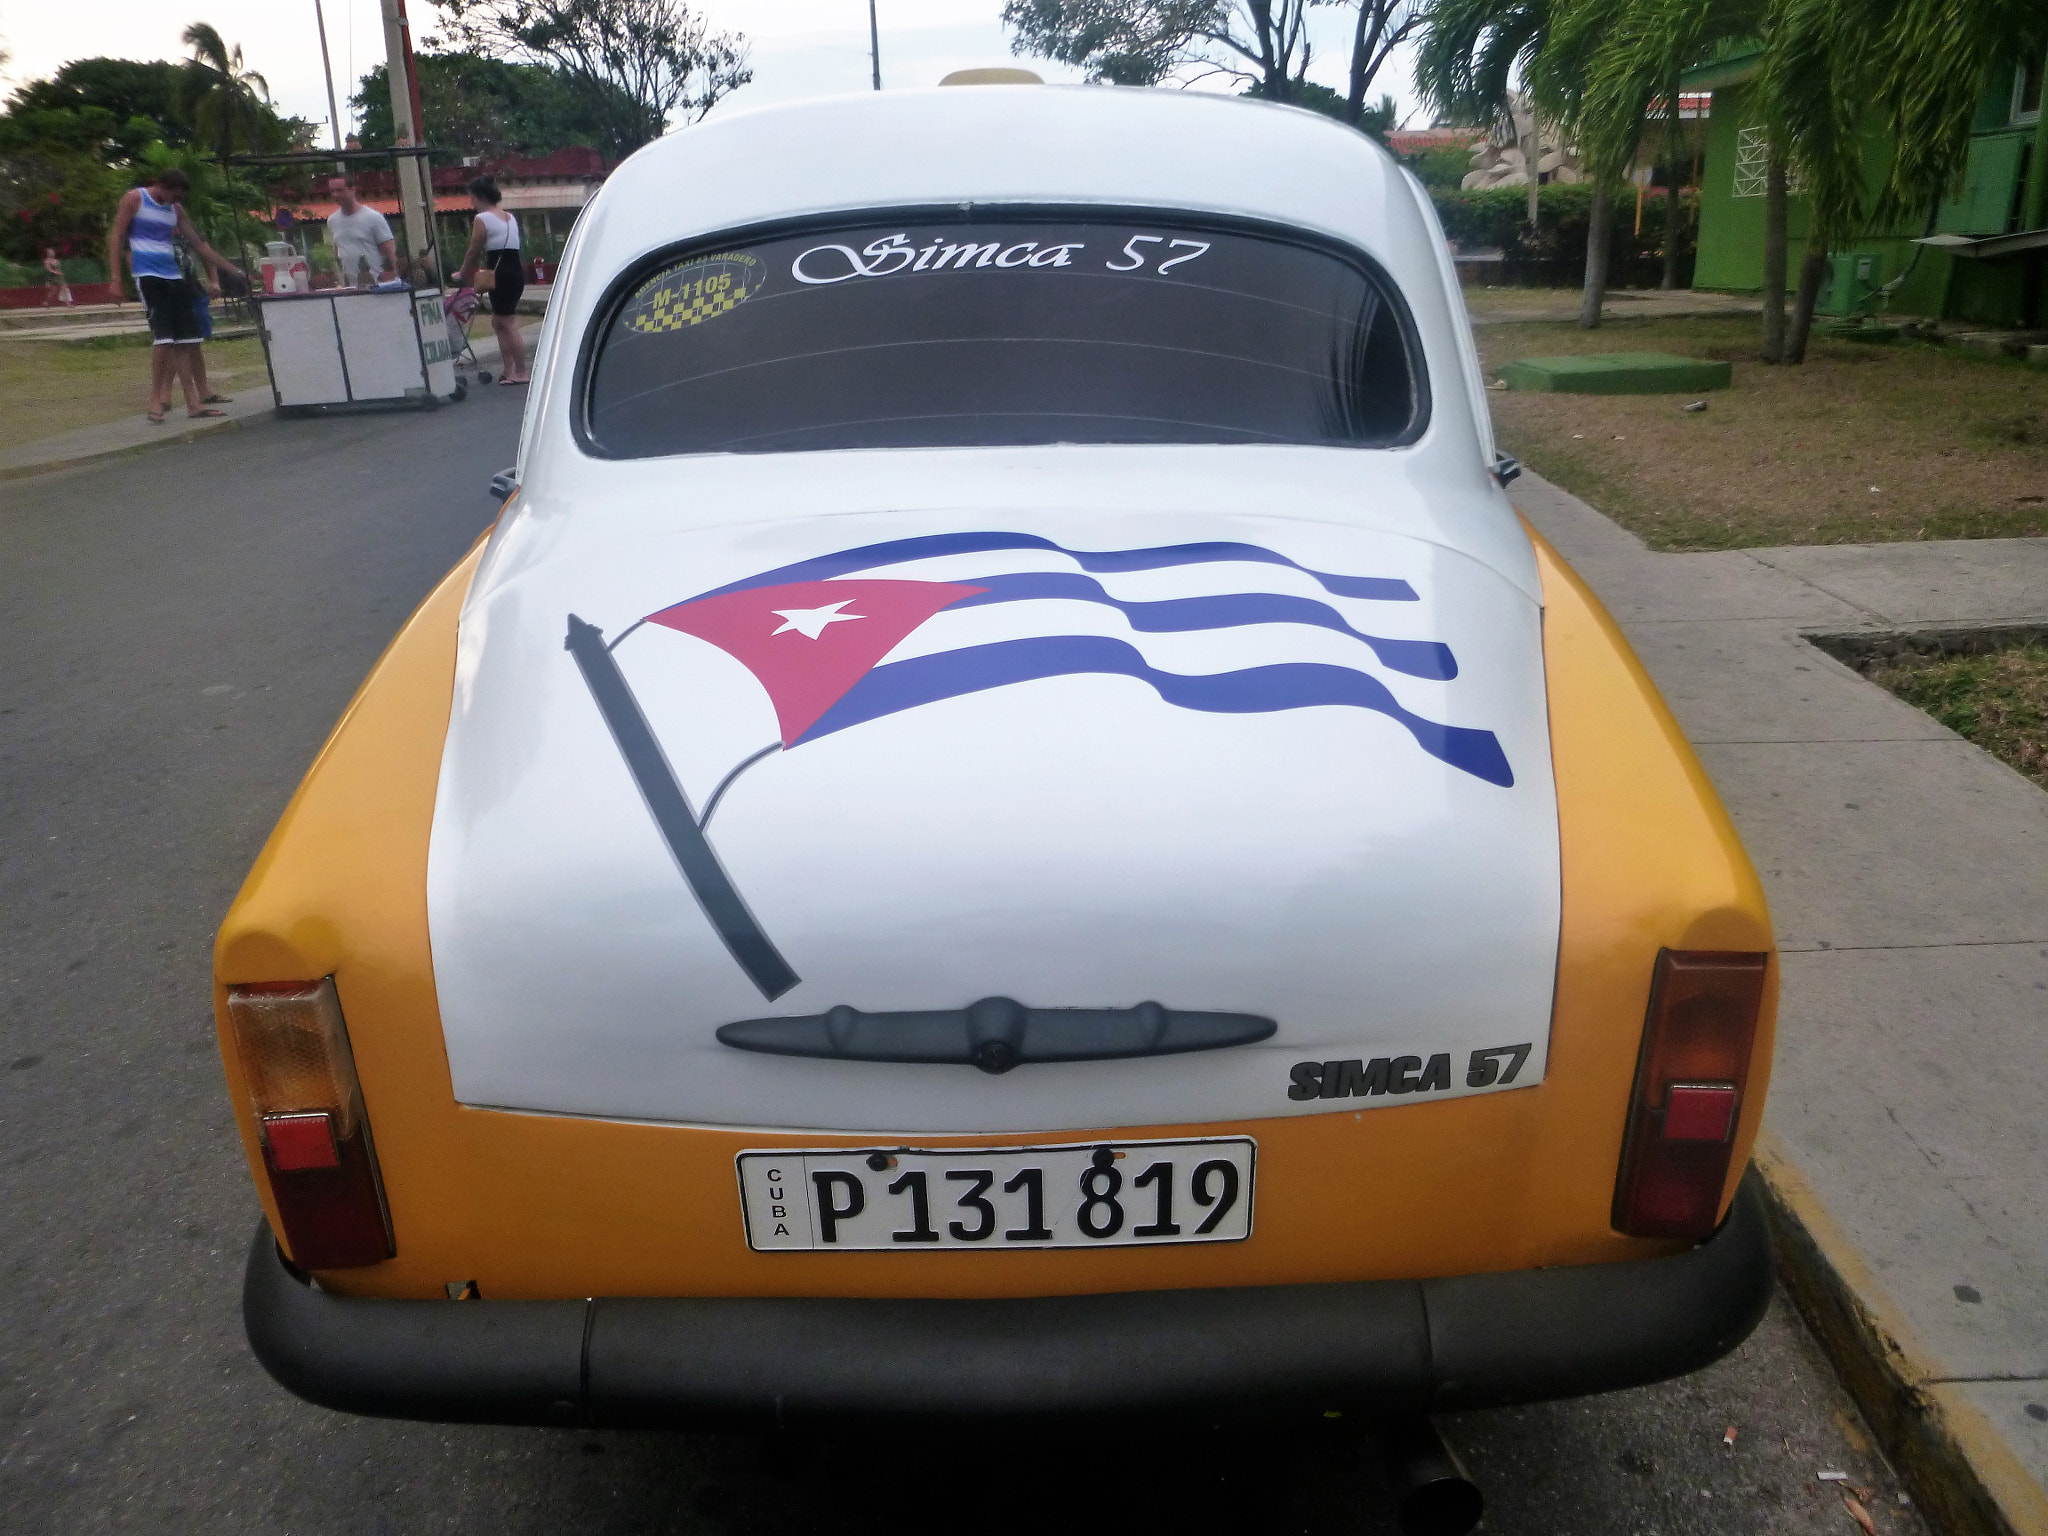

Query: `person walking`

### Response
(452, 177, 528, 385)
(106, 168, 242, 423)
(40, 247, 73, 306)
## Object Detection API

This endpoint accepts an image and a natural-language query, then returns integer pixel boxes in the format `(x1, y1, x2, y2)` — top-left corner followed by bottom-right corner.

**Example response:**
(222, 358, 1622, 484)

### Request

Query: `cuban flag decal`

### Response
(565, 532, 1513, 1000)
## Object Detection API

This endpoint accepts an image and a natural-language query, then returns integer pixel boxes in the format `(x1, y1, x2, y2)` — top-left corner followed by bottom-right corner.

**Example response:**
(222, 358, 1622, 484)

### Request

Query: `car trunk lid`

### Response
(427, 447, 1559, 1134)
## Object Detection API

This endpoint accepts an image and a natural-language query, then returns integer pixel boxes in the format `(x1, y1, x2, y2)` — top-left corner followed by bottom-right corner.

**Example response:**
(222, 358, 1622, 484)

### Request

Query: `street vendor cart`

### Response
(228, 147, 462, 414)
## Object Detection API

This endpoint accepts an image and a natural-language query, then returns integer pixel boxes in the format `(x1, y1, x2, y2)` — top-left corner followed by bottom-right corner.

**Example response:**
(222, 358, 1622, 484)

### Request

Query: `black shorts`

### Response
(486, 251, 526, 317)
(138, 275, 202, 343)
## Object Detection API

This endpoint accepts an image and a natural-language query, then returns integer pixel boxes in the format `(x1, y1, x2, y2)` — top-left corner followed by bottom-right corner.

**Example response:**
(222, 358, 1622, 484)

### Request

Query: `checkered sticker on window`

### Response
(623, 254, 759, 334)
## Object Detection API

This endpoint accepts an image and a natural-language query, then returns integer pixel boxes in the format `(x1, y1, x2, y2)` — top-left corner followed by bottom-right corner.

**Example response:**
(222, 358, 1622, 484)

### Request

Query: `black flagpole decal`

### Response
(565, 614, 800, 1000)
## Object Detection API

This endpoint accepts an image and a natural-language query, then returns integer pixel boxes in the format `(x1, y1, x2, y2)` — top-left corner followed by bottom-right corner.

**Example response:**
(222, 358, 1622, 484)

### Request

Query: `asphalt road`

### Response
(2, 396, 1927, 1535)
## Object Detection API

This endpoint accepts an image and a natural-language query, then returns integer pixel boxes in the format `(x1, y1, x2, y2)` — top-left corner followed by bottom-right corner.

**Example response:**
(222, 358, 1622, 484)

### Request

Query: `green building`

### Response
(1685, 46, 2047, 326)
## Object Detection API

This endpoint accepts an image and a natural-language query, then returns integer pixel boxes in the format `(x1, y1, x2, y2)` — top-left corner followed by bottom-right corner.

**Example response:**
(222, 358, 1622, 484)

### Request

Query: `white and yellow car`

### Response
(218, 82, 1776, 1459)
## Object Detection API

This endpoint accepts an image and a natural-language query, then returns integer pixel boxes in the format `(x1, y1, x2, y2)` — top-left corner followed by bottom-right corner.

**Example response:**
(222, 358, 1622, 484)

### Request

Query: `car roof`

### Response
(514, 84, 1505, 523)
(570, 85, 1431, 292)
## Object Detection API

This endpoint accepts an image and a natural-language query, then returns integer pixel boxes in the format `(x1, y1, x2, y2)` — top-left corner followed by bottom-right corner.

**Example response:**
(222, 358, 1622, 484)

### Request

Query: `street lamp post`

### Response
(868, 0, 882, 91)
(312, 0, 344, 152)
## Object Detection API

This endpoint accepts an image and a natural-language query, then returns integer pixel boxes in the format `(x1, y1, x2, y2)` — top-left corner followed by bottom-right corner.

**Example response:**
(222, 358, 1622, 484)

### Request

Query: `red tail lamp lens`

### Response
(1612, 950, 1768, 1240)
(224, 979, 393, 1268)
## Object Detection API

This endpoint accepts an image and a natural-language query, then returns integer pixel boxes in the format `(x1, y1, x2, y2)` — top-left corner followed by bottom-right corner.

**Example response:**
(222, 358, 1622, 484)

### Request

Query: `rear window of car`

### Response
(580, 214, 1425, 457)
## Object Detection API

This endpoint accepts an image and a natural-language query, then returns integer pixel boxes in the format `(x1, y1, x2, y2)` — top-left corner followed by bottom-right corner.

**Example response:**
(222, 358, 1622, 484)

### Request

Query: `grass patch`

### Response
(1854, 639, 2048, 788)
(0, 333, 268, 442)
(1474, 308, 2048, 549)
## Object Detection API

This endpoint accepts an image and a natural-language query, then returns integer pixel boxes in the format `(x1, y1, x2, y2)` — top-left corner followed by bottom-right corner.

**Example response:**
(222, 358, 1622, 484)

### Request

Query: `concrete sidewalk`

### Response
(1515, 472, 2048, 1536)
(0, 321, 538, 481)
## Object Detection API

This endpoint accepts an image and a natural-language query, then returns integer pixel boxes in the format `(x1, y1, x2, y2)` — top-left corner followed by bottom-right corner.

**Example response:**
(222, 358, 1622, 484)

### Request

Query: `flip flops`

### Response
(187, 407, 229, 419)
(146, 409, 166, 424)
(201, 394, 233, 404)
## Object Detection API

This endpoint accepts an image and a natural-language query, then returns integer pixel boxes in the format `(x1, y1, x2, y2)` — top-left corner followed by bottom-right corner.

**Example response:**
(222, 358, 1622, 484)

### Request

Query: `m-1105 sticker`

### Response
(622, 253, 759, 333)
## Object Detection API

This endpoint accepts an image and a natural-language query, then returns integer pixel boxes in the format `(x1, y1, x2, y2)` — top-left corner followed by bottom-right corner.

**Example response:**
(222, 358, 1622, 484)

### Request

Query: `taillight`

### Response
(224, 979, 394, 1268)
(1612, 950, 1768, 1240)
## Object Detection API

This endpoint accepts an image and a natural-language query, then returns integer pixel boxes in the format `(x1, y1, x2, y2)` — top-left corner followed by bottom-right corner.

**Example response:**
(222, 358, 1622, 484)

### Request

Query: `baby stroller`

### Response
(445, 286, 491, 385)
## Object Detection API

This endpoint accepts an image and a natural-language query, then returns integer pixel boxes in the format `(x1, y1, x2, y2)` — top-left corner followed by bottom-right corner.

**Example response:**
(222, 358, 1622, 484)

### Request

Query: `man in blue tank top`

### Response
(107, 169, 244, 424)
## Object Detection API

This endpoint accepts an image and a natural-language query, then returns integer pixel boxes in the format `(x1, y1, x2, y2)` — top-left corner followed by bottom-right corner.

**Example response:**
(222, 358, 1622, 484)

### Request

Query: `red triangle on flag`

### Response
(645, 579, 985, 745)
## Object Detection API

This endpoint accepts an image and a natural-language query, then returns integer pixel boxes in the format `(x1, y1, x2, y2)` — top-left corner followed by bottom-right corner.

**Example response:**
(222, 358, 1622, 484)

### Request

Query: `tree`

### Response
(1854, 0, 2047, 227)
(1452, 0, 1778, 341)
(1418, 0, 1637, 327)
(0, 104, 131, 263)
(181, 23, 293, 161)
(351, 52, 632, 158)
(1416, 0, 1554, 230)
(1755, 0, 1860, 360)
(1244, 77, 1398, 140)
(1759, 0, 2046, 360)
(1002, 0, 1423, 127)
(6, 59, 197, 158)
(132, 140, 269, 257)
(1560, 0, 1753, 325)
(1004, 0, 1305, 94)
(1335, 0, 1429, 125)
(433, 0, 751, 158)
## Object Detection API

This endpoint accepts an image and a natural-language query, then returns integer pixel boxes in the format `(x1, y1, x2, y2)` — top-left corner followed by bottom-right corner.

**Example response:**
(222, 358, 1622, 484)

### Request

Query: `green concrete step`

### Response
(1496, 352, 1733, 393)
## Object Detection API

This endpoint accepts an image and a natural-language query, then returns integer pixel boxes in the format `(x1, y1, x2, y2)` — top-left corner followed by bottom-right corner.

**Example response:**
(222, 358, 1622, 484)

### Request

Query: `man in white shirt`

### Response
(324, 176, 397, 287)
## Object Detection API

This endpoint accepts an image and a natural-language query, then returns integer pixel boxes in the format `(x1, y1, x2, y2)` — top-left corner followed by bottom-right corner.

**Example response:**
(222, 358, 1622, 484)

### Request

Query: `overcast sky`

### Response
(0, 0, 1422, 142)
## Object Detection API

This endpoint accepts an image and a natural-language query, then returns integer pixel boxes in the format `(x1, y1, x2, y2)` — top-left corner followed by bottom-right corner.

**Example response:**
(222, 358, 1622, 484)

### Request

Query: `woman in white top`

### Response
(453, 177, 529, 385)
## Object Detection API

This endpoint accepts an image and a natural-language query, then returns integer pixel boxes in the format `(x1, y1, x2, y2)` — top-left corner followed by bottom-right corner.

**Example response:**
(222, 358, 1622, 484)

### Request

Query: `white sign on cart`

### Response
(258, 286, 459, 410)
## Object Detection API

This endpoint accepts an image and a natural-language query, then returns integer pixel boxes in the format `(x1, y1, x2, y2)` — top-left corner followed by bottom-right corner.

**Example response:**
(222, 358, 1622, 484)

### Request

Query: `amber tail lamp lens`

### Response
(224, 979, 394, 1268)
(1612, 950, 1768, 1241)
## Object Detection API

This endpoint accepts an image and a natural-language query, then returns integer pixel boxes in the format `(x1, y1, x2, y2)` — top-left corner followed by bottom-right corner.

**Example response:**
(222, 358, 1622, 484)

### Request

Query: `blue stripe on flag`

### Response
(797, 635, 1513, 786)
(692, 532, 1420, 605)
(949, 571, 1456, 680)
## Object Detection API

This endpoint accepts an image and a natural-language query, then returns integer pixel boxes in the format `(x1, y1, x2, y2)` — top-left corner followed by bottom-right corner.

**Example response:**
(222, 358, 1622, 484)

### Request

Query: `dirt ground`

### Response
(0, 332, 268, 442)
(1861, 641, 2048, 788)
(1471, 308, 2048, 549)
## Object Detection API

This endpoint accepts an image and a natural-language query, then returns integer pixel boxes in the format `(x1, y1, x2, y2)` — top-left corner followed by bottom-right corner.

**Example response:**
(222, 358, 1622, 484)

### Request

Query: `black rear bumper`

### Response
(243, 1173, 1773, 1428)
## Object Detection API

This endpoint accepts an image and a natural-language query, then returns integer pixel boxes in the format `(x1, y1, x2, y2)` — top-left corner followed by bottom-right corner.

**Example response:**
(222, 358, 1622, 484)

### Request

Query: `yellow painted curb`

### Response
(1754, 1130, 2048, 1536)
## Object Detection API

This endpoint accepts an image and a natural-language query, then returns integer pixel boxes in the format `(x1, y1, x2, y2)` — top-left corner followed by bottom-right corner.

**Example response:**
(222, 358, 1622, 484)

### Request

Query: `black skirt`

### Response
(486, 249, 525, 317)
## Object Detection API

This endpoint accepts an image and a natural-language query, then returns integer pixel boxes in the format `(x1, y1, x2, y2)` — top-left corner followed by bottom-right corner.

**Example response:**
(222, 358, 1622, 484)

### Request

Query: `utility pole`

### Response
(377, 0, 432, 279)
(312, 0, 344, 152)
(868, 0, 882, 90)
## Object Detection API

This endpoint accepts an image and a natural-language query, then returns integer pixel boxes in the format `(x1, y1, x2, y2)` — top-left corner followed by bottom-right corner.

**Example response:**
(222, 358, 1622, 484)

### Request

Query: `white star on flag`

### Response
(769, 599, 866, 639)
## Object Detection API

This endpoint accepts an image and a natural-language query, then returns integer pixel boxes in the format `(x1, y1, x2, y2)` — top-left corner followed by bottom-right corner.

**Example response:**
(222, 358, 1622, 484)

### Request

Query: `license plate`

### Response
(737, 1138, 1255, 1252)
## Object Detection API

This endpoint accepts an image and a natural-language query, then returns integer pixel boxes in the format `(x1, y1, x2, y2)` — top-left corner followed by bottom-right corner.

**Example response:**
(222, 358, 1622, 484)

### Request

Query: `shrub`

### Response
(1430, 184, 1698, 284)
(1406, 146, 1475, 190)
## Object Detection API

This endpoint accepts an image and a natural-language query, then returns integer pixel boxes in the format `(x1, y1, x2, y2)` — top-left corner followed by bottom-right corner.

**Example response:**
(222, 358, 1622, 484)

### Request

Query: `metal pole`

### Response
(312, 0, 344, 152)
(868, 0, 882, 91)
(564, 615, 800, 1001)
(376, 0, 431, 277)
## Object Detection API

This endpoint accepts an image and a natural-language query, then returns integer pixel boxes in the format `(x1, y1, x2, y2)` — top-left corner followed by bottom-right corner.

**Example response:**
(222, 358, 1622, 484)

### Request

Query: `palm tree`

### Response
(1415, 0, 1553, 235)
(181, 22, 272, 162)
(1860, 0, 2047, 225)
(1755, 0, 1868, 360)
(1771, 0, 2045, 357)
(1418, 0, 1629, 328)
(1415, 0, 2045, 353)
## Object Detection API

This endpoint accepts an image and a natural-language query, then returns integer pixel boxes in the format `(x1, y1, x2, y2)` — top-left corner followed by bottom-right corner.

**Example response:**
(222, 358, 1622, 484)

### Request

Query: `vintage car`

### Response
(217, 77, 1776, 1509)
